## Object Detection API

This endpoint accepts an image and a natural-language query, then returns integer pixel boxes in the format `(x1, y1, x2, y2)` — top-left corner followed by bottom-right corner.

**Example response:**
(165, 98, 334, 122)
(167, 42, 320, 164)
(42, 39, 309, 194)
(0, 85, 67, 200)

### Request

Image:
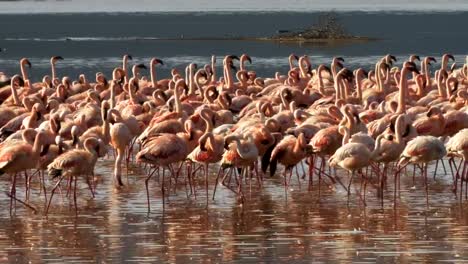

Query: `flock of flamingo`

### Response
(0, 53, 466, 215)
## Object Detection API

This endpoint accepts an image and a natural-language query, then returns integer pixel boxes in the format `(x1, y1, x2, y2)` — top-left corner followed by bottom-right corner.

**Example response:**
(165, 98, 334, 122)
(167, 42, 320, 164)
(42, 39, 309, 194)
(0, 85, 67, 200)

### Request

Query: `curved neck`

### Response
(10, 80, 20, 106)
(298, 57, 308, 78)
(341, 126, 350, 145)
(201, 111, 213, 133)
(343, 106, 355, 132)
(289, 55, 295, 70)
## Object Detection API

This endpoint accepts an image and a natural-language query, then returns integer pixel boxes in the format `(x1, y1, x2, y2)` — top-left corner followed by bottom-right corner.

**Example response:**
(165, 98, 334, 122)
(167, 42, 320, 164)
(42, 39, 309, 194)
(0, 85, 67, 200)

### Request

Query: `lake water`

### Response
(0, 160, 468, 263)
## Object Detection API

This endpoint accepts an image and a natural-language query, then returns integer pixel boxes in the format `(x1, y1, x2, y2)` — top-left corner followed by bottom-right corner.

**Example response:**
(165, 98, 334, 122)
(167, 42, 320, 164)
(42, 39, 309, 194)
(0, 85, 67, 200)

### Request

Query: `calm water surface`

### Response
(0, 159, 467, 263)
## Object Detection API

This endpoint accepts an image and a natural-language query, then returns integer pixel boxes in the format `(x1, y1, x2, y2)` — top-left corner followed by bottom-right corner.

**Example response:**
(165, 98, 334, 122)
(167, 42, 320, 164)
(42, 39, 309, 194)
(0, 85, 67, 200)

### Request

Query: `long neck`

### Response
(211, 56, 216, 83)
(20, 64, 29, 86)
(188, 66, 196, 95)
(441, 56, 448, 71)
(356, 73, 363, 103)
(376, 64, 384, 93)
(110, 83, 115, 109)
(32, 134, 42, 156)
(341, 127, 350, 145)
(371, 135, 383, 156)
(240, 57, 245, 71)
(437, 73, 447, 98)
(151, 63, 157, 88)
(123, 58, 129, 84)
(174, 85, 182, 114)
(396, 68, 408, 114)
(234, 138, 248, 159)
(415, 75, 424, 97)
(299, 58, 307, 78)
(10, 82, 20, 106)
(341, 79, 350, 101)
(334, 75, 342, 101)
(224, 61, 233, 89)
(51, 62, 56, 81)
(289, 56, 295, 70)
(344, 107, 355, 132)
(128, 85, 136, 104)
(425, 61, 431, 86)
(318, 67, 325, 95)
(331, 61, 337, 78)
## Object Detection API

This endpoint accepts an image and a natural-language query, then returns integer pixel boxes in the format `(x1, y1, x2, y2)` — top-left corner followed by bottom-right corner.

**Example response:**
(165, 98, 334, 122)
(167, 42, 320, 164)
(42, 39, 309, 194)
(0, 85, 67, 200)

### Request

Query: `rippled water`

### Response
(1, 158, 468, 263)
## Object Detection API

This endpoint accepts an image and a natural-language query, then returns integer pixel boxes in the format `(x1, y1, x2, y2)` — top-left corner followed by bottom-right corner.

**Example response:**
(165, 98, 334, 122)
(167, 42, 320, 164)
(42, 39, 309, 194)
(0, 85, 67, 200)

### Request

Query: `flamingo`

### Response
(398, 136, 447, 202)
(0, 130, 47, 213)
(187, 110, 225, 203)
(270, 133, 312, 189)
(46, 137, 102, 214)
(446, 128, 468, 194)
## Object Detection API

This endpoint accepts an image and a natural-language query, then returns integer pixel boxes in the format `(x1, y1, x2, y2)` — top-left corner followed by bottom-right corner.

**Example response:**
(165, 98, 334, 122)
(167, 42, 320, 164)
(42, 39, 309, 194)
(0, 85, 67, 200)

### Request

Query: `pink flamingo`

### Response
(46, 137, 102, 215)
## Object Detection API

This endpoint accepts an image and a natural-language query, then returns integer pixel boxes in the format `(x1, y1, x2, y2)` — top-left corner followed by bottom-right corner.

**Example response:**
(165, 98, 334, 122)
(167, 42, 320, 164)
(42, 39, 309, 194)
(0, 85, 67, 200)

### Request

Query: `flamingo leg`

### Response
(424, 163, 429, 207)
(73, 175, 78, 216)
(433, 159, 439, 180)
(86, 174, 95, 198)
(10, 173, 17, 215)
(144, 167, 158, 213)
(46, 175, 65, 215)
(212, 166, 223, 200)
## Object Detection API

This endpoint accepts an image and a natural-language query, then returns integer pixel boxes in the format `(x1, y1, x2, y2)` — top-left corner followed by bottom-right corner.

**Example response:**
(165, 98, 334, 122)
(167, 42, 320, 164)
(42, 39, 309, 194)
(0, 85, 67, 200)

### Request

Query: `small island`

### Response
(120, 12, 376, 44)
(265, 12, 376, 43)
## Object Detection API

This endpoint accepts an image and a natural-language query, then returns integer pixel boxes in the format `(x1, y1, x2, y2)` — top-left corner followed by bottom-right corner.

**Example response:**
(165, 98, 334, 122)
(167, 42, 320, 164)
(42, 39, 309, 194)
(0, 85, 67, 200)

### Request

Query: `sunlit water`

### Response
(0, 158, 468, 263)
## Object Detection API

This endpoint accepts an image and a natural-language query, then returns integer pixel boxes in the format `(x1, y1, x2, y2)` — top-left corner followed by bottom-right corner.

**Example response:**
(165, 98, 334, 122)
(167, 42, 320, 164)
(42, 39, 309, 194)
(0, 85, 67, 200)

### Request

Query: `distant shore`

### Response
(106, 36, 378, 44)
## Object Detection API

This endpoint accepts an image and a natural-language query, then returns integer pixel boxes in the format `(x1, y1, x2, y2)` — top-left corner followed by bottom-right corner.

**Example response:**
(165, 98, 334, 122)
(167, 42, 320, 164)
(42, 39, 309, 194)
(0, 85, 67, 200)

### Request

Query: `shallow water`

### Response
(0, 158, 468, 263)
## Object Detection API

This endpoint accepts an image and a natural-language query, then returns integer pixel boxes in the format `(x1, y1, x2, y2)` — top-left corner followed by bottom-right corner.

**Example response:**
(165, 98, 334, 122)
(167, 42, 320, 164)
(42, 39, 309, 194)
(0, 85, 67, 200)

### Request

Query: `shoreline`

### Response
(78, 36, 379, 44)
